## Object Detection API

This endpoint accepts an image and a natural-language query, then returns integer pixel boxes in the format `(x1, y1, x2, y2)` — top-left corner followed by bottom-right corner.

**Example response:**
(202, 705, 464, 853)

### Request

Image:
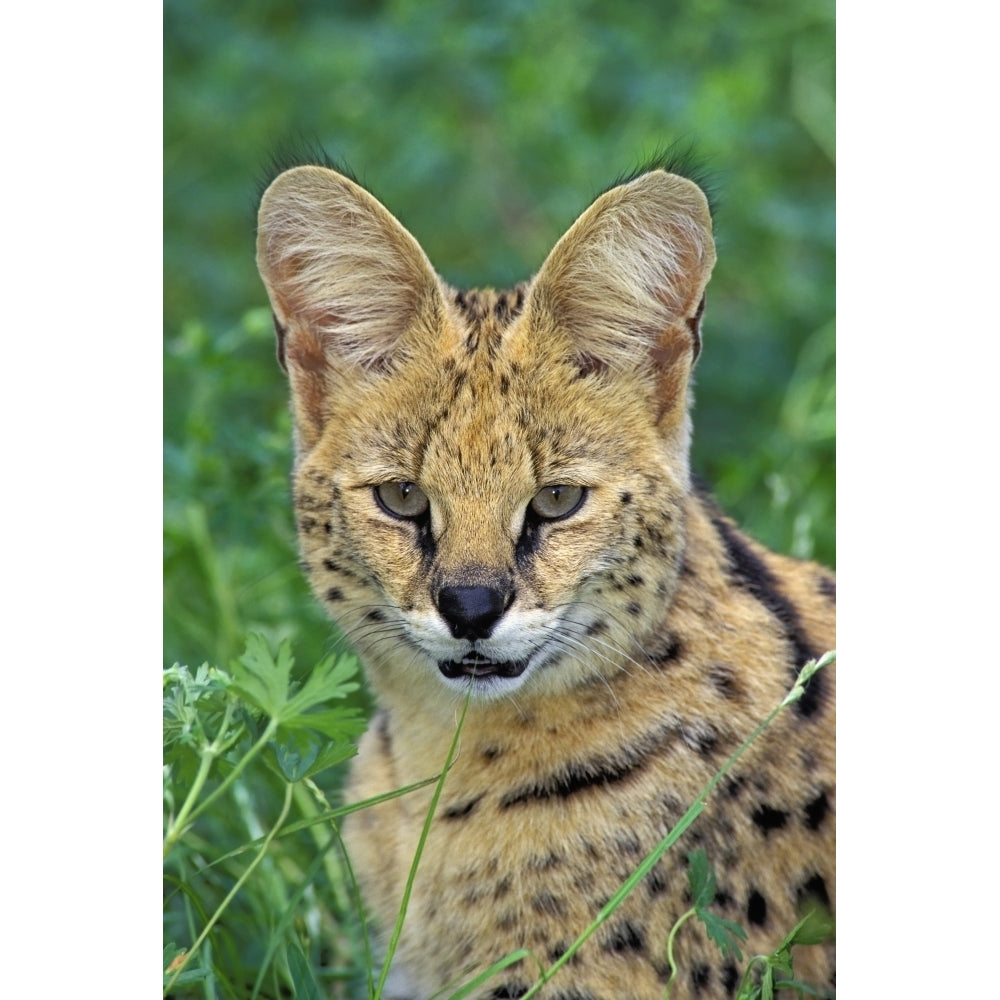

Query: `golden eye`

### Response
(529, 484, 585, 520)
(374, 482, 429, 519)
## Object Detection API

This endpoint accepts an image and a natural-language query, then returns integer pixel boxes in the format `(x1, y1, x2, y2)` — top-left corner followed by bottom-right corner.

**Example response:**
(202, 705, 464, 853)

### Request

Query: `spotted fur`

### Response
(256, 163, 835, 999)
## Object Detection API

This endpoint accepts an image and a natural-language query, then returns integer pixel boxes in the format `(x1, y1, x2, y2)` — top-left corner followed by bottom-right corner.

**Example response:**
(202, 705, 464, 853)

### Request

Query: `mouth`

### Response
(438, 652, 530, 680)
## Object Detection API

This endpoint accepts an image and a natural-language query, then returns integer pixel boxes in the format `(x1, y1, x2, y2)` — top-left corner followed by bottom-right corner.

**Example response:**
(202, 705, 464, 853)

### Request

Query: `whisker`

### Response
(548, 603, 658, 681)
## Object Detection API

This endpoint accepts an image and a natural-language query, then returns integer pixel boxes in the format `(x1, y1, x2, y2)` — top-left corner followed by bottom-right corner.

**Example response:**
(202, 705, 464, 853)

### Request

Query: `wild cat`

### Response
(255, 159, 835, 999)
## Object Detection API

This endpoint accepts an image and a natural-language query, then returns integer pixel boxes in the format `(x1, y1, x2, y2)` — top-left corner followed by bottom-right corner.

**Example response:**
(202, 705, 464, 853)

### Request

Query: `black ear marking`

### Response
(687, 293, 706, 364)
(273, 311, 288, 373)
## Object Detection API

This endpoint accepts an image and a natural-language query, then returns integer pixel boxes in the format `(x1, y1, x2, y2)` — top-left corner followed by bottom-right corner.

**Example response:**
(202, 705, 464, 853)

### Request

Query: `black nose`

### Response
(436, 585, 511, 640)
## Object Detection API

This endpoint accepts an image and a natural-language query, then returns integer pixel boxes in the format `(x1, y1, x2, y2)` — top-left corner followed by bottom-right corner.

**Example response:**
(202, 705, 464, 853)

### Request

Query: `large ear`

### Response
(525, 170, 716, 432)
(256, 165, 441, 448)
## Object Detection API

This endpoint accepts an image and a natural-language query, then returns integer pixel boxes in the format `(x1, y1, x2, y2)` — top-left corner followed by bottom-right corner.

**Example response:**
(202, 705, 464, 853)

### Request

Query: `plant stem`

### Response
(173, 717, 279, 845)
(165, 781, 294, 994)
(374, 692, 471, 999)
(662, 908, 696, 998)
(163, 697, 237, 857)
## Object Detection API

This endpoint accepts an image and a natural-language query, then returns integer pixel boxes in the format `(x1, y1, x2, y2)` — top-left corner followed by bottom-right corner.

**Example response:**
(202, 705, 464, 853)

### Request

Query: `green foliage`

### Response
(164, 0, 834, 671)
(665, 849, 835, 1000)
(163, 635, 370, 998)
(165, 634, 833, 997)
(165, 4, 833, 994)
(734, 908, 836, 1000)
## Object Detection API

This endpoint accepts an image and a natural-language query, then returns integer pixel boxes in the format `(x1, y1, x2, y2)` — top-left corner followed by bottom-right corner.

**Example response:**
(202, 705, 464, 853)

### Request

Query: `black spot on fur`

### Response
(527, 851, 563, 871)
(547, 941, 572, 963)
(481, 745, 504, 762)
(680, 723, 718, 756)
(690, 963, 711, 993)
(442, 794, 484, 820)
(721, 963, 739, 992)
(646, 864, 668, 897)
(818, 574, 836, 603)
(375, 710, 392, 757)
(614, 831, 643, 856)
(752, 805, 789, 834)
(620, 491, 633, 505)
(294, 491, 333, 512)
(626, 601, 642, 616)
(805, 791, 830, 830)
(707, 662, 741, 699)
(493, 296, 511, 322)
(324, 587, 344, 603)
(494, 876, 512, 899)
(649, 632, 682, 668)
(747, 889, 768, 926)
(795, 665, 826, 719)
(603, 919, 646, 953)
(487, 985, 528, 1000)
(365, 608, 385, 622)
(531, 892, 565, 917)
(798, 873, 831, 910)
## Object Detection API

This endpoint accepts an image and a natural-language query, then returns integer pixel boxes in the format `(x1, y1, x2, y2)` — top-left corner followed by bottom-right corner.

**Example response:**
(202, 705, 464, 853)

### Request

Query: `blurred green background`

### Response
(164, 0, 834, 675)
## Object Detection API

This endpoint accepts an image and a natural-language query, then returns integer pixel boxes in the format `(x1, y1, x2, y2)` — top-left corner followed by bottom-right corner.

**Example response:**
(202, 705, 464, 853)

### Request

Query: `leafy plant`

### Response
(165, 639, 834, 998)
(662, 849, 835, 1000)
(164, 636, 371, 997)
(734, 907, 836, 1000)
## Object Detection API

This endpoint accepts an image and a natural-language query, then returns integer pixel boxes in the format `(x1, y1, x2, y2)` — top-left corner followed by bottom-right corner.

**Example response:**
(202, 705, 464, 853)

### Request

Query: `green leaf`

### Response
(761, 962, 775, 1000)
(687, 848, 746, 960)
(280, 706, 366, 741)
(229, 637, 362, 734)
(697, 909, 747, 961)
(785, 905, 835, 947)
(268, 727, 359, 783)
(298, 740, 357, 779)
(271, 728, 322, 782)
(284, 650, 360, 720)
(286, 940, 323, 1000)
(229, 633, 293, 719)
(768, 943, 794, 976)
(686, 848, 716, 909)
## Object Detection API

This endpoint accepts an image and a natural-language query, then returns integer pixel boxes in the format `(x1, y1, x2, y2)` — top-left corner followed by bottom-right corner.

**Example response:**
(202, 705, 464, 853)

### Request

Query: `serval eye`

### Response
(375, 482, 429, 519)
(529, 484, 585, 520)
